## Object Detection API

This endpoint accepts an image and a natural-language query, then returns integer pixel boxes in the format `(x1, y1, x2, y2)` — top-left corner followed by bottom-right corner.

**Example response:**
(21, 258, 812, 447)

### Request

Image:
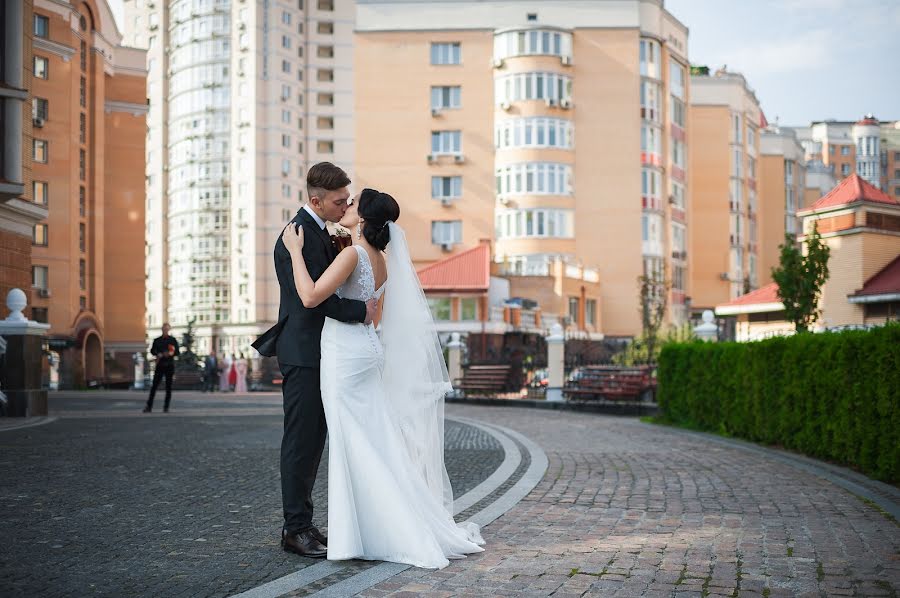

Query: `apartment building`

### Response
(1, 0, 49, 307)
(688, 69, 761, 310)
(757, 126, 806, 285)
(354, 0, 690, 336)
(789, 116, 900, 191)
(123, 0, 356, 356)
(29, 0, 147, 387)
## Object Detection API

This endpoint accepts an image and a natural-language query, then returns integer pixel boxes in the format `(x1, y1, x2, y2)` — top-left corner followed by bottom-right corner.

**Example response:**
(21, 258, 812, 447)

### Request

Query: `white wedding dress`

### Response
(320, 241, 484, 569)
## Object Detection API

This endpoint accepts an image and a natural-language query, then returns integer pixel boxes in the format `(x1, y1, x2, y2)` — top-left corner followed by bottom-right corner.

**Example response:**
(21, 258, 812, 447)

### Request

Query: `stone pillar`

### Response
(0, 289, 50, 416)
(48, 352, 59, 391)
(447, 332, 463, 385)
(132, 352, 145, 390)
(546, 323, 565, 402)
(694, 310, 718, 342)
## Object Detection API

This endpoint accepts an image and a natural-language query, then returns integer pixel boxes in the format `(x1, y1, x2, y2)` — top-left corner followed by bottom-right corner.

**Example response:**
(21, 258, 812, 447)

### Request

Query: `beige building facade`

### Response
(354, 0, 689, 337)
(688, 69, 761, 310)
(123, 0, 357, 357)
(757, 126, 806, 285)
(28, 0, 147, 386)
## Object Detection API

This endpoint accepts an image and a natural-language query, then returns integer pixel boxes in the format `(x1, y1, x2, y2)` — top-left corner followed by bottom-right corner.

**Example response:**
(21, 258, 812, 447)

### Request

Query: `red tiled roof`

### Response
(760, 111, 769, 128)
(718, 282, 781, 308)
(417, 242, 490, 292)
(851, 255, 900, 297)
(801, 173, 898, 213)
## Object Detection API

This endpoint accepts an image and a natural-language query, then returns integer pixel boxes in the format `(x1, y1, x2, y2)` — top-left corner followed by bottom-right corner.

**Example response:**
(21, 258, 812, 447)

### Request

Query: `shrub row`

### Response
(657, 325, 900, 482)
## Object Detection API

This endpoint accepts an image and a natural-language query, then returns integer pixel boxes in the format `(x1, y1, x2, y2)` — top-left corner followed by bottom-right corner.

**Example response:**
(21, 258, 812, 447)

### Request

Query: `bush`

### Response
(657, 324, 900, 483)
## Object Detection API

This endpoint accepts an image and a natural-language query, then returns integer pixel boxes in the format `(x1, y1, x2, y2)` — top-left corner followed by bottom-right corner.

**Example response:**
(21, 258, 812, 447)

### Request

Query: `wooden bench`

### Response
(564, 366, 656, 401)
(454, 364, 512, 396)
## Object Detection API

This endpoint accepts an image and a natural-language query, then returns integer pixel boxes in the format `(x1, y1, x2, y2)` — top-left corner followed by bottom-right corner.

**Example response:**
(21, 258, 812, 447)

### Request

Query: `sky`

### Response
(108, 0, 900, 126)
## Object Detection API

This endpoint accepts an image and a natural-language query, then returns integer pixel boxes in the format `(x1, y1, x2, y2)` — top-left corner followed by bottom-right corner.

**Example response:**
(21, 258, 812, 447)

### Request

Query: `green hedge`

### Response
(657, 324, 900, 483)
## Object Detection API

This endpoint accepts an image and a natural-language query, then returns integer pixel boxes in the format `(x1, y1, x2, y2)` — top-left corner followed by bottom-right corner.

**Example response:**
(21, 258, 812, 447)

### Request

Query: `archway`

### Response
(83, 331, 104, 384)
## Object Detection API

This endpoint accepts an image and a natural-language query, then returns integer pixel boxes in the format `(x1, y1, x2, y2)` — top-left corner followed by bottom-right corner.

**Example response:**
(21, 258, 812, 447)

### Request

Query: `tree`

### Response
(637, 270, 670, 363)
(177, 316, 201, 371)
(771, 223, 830, 333)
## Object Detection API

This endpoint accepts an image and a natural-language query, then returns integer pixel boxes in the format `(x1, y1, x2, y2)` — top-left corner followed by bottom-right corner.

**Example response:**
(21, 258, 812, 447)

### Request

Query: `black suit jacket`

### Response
(252, 208, 366, 367)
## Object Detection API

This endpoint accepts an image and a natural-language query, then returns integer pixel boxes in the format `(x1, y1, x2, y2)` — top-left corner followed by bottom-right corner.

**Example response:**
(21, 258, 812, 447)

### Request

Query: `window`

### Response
(493, 29, 571, 61)
(317, 116, 334, 129)
(495, 208, 574, 238)
(672, 139, 686, 169)
(34, 56, 49, 79)
(79, 187, 86, 216)
(317, 45, 334, 58)
(282, 11, 291, 25)
(431, 130, 461, 155)
(282, 60, 291, 73)
(318, 0, 334, 9)
(640, 80, 661, 122)
(431, 220, 462, 245)
(282, 109, 291, 123)
(732, 148, 743, 177)
(79, 260, 86, 290)
(32, 266, 49, 290)
(895, 186, 900, 197)
(585, 299, 596, 326)
(79, 113, 86, 143)
(841, 146, 850, 156)
(33, 181, 48, 205)
(33, 224, 48, 246)
(673, 265, 686, 291)
(568, 297, 579, 324)
(432, 176, 462, 200)
(282, 134, 291, 148)
(79, 149, 86, 180)
(495, 163, 573, 197)
(33, 139, 48, 163)
(32, 307, 49, 323)
(431, 42, 461, 65)
(671, 96, 685, 128)
(495, 118, 573, 150)
(841, 163, 850, 176)
(428, 297, 451, 321)
(669, 61, 685, 99)
(639, 39, 660, 78)
(317, 21, 334, 34)
(282, 184, 291, 198)
(317, 69, 334, 82)
(79, 223, 86, 252)
(281, 85, 291, 100)
(80, 77, 86, 107)
(460, 297, 478, 321)
(34, 14, 49, 38)
(317, 140, 334, 153)
(895, 152, 900, 161)
(317, 92, 334, 105)
(671, 181, 685, 210)
(732, 113, 742, 143)
(641, 124, 662, 160)
(494, 72, 573, 104)
(282, 35, 291, 49)
(32, 98, 49, 120)
(431, 86, 461, 110)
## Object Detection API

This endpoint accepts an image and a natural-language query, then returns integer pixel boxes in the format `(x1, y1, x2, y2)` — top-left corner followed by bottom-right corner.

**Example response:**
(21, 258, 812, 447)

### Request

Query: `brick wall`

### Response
(0, 230, 34, 312)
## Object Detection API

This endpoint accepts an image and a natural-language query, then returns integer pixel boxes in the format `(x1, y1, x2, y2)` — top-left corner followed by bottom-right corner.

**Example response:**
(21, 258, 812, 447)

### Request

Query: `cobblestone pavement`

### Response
(362, 406, 900, 598)
(0, 392, 504, 598)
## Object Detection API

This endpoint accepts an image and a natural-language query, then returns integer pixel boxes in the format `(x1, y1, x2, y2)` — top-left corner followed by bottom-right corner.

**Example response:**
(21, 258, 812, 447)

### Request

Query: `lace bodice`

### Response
(335, 245, 385, 302)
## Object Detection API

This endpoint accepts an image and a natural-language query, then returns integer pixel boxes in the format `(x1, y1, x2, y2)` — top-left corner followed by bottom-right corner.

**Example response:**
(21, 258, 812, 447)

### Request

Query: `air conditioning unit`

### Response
(427, 153, 438, 163)
(560, 99, 572, 109)
(440, 198, 452, 206)
(431, 108, 441, 117)
(719, 272, 730, 281)
(500, 101, 512, 111)
(668, 195, 676, 204)
(545, 98, 557, 107)
(499, 196, 511, 206)
(560, 55, 572, 66)
(492, 58, 505, 69)
(33, 117, 45, 128)
(454, 154, 465, 164)
(441, 243, 454, 251)
(38, 289, 52, 298)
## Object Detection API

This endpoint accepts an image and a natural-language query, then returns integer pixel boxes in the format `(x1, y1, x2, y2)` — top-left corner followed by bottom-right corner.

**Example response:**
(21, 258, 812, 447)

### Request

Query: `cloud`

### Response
(718, 29, 833, 76)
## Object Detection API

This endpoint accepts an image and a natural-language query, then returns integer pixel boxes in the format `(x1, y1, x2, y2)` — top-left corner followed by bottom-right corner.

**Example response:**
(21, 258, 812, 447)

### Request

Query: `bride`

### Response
(281, 187, 484, 569)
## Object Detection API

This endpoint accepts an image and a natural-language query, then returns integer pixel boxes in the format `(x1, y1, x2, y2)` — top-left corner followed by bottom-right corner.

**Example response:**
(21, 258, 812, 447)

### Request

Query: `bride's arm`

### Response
(282, 224, 358, 308)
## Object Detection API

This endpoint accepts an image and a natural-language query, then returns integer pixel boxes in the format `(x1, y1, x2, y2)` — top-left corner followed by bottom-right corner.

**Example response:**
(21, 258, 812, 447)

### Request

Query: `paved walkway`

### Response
(2, 393, 898, 597)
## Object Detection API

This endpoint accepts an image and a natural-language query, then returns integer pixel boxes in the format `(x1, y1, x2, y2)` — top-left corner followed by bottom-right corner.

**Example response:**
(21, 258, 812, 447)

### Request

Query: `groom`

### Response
(252, 162, 376, 557)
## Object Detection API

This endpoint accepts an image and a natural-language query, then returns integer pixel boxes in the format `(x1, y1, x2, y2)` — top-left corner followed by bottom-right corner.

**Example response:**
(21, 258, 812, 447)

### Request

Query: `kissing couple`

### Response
(253, 162, 484, 569)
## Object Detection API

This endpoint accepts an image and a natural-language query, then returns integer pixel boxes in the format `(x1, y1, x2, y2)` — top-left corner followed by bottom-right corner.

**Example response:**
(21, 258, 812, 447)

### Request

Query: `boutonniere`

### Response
(330, 226, 353, 251)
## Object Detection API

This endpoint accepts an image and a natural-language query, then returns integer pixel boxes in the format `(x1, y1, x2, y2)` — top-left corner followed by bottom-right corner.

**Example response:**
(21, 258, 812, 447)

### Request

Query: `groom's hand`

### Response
(364, 299, 377, 325)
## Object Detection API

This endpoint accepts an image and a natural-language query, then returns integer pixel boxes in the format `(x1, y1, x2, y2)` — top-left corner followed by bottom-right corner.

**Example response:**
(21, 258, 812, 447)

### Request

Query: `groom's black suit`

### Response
(253, 207, 366, 535)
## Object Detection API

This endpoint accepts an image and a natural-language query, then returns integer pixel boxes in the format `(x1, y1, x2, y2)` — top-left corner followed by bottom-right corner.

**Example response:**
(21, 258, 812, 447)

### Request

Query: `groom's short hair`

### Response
(307, 162, 350, 199)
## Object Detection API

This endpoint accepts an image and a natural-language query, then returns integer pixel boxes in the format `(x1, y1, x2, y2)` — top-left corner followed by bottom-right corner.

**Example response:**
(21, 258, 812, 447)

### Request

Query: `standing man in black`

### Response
(202, 351, 218, 392)
(253, 162, 376, 558)
(143, 323, 179, 413)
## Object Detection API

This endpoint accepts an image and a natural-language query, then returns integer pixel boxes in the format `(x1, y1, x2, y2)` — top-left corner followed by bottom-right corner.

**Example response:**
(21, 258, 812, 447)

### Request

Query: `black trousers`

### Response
(280, 364, 327, 534)
(203, 370, 218, 392)
(146, 365, 174, 410)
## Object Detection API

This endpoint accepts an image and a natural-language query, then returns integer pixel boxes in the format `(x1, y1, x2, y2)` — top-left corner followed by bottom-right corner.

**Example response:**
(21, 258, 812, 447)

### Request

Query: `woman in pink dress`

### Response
(235, 352, 249, 393)
(219, 353, 231, 392)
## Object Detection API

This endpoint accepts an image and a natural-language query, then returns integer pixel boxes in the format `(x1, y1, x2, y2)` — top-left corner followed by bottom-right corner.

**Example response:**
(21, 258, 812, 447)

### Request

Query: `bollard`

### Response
(546, 323, 565, 402)
(0, 289, 50, 416)
(447, 332, 463, 387)
(694, 310, 718, 342)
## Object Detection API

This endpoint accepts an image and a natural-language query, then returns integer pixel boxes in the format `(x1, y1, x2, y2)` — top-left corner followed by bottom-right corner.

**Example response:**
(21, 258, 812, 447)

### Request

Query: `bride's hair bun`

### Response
(358, 188, 400, 251)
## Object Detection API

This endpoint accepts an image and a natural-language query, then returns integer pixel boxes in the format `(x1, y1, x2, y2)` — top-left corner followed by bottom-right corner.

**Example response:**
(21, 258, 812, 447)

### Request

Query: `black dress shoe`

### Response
(142, 406, 151, 413)
(281, 529, 327, 558)
(308, 526, 327, 547)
